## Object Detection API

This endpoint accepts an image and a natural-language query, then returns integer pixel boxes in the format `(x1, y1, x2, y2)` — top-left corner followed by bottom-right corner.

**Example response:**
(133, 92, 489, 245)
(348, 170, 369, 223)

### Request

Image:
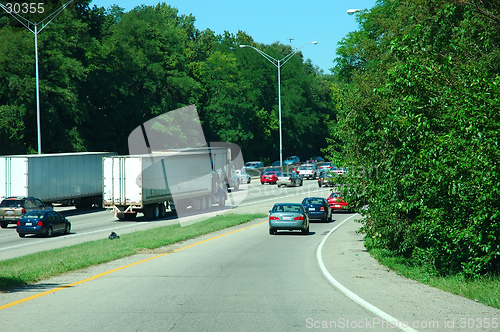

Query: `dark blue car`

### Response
(302, 197, 332, 222)
(16, 210, 71, 238)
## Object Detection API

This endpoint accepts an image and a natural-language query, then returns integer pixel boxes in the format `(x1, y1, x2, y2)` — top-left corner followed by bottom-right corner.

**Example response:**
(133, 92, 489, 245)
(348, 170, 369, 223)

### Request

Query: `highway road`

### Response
(0, 179, 329, 260)
(1, 179, 499, 331)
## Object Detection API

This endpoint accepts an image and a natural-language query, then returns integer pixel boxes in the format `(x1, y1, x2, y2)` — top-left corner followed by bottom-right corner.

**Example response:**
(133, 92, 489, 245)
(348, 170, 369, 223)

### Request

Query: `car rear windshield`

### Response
(303, 198, 324, 205)
(0, 200, 23, 208)
(273, 204, 302, 213)
(23, 211, 47, 218)
(281, 173, 292, 177)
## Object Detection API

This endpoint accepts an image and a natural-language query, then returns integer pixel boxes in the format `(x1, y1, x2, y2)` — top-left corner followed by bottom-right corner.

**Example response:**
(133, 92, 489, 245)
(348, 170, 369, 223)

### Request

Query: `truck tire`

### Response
(143, 204, 160, 220)
(1, 221, 8, 228)
(159, 203, 166, 218)
(117, 212, 137, 221)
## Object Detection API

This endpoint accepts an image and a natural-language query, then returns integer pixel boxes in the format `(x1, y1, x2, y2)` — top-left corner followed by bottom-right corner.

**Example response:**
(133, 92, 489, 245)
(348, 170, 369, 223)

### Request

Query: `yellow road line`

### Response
(0, 219, 268, 311)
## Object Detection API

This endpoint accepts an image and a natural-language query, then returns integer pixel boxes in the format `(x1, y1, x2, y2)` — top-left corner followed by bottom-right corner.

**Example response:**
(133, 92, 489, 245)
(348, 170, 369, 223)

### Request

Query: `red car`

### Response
(327, 192, 349, 211)
(260, 171, 280, 185)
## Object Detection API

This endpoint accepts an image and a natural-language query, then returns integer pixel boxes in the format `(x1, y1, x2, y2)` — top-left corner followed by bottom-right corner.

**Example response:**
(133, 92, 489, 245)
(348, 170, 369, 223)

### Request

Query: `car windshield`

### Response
(281, 173, 292, 177)
(263, 171, 276, 175)
(273, 204, 302, 213)
(299, 166, 313, 170)
(329, 192, 342, 198)
(303, 198, 324, 205)
(0, 200, 23, 208)
(23, 211, 47, 218)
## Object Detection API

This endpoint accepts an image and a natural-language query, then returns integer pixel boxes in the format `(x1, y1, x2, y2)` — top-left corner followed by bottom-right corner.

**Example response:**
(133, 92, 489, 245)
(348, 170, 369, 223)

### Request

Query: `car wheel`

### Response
(302, 225, 309, 234)
(64, 223, 71, 234)
(269, 228, 275, 235)
(18, 233, 25, 238)
(46, 226, 53, 237)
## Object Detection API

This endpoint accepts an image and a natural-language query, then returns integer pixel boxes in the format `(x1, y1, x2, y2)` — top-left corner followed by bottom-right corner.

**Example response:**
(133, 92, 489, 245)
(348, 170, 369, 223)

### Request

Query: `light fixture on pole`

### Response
(240, 41, 318, 168)
(347, 9, 361, 15)
(0, 0, 74, 154)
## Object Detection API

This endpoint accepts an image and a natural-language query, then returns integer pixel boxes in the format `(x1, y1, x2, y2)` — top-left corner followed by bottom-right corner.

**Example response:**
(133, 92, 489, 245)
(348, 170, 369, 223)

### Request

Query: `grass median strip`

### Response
(0, 213, 267, 292)
(369, 247, 500, 309)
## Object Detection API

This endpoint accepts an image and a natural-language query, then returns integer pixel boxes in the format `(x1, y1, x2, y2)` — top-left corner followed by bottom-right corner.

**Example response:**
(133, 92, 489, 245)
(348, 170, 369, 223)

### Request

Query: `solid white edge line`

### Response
(316, 214, 419, 332)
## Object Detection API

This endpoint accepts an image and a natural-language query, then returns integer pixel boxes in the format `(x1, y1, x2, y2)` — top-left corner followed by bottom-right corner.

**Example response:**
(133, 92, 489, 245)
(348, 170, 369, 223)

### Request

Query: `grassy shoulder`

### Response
(367, 244, 500, 309)
(0, 213, 267, 292)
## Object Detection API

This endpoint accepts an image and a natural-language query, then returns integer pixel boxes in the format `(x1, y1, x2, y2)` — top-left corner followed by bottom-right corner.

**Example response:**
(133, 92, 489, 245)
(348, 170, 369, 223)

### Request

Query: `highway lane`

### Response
(2, 178, 498, 331)
(0, 178, 331, 261)
(0, 209, 376, 331)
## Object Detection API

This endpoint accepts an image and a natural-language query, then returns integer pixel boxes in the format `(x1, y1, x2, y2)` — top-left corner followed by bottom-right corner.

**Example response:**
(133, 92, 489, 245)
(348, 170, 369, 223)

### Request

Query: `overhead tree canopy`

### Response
(0, 1, 336, 162)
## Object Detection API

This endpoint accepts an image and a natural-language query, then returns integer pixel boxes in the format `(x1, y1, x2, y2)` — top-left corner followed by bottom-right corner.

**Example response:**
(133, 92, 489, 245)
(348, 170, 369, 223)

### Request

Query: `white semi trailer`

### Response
(103, 148, 229, 220)
(0, 152, 115, 208)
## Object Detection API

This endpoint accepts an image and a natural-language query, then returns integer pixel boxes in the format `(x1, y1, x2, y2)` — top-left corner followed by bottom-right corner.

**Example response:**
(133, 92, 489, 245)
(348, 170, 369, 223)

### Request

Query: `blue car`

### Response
(16, 210, 71, 238)
(302, 197, 332, 222)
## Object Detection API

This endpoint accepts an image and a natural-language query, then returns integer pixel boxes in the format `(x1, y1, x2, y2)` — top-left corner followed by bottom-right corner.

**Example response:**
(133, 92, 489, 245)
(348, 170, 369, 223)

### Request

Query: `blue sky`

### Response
(90, 0, 378, 73)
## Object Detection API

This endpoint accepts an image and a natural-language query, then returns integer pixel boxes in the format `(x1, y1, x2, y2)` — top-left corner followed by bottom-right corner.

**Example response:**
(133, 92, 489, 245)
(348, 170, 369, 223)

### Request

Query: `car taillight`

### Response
(17, 221, 21, 226)
(320, 206, 325, 211)
(37, 221, 43, 226)
(269, 216, 280, 220)
(22, 208, 26, 214)
(294, 216, 305, 220)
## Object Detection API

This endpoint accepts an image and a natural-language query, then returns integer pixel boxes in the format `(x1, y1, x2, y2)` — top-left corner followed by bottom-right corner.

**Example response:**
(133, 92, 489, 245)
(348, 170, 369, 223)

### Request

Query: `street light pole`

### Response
(240, 41, 318, 168)
(1, 0, 74, 154)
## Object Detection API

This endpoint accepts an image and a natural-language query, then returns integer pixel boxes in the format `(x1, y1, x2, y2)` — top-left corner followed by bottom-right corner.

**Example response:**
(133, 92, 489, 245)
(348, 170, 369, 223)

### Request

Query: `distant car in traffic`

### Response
(298, 165, 320, 179)
(302, 197, 332, 222)
(318, 172, 334, 187)
(235, 169, 251, 184)
(327, 192, 350, 212)
(244, 161, 264, 169)
(0, 197, 53, 229)
(305, 159, 317, 164)
(332, 167, 347, 175)
(16, 210, 71, 238)
(310, 156, 325, 163)
(271, 161, 281, 167)
(260, 171, 280, 185)
(268, 203, 309, 235)
(277, 172, 303, 187)
(319, 162, 332, 171)
(283, 156, 300, 166)
(260, 167, 280, 175)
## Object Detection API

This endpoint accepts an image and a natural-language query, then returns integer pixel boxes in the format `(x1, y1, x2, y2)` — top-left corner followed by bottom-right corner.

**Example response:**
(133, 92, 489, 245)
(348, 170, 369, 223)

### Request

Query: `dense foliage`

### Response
(0, 1, 336, 161)
(330, 0, 500, 277)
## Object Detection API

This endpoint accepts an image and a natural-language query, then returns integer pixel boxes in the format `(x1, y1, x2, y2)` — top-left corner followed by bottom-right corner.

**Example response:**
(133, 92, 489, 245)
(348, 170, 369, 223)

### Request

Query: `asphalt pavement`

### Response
(320, 214, 500, 331)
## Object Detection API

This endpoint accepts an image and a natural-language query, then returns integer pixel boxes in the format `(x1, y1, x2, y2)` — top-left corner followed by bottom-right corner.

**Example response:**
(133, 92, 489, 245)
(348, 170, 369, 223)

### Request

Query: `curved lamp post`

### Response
(0, 0, 74, 154)
(240, 41, 318, 168)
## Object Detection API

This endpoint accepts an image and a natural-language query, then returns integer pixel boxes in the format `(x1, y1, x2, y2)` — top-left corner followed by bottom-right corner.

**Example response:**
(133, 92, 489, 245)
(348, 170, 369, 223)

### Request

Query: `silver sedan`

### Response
(277, 172, 303, 187)
(268, 203, 310, 235)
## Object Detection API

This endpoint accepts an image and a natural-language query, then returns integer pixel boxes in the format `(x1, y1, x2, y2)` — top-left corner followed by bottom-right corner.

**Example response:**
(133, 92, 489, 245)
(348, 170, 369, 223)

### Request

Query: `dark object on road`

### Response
(109, 231, 120, 240)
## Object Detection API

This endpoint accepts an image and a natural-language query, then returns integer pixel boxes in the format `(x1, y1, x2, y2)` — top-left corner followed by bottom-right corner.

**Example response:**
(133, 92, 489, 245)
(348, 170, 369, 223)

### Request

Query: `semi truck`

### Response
(103, 148, 229, 220)
(0, 152, 115, 208)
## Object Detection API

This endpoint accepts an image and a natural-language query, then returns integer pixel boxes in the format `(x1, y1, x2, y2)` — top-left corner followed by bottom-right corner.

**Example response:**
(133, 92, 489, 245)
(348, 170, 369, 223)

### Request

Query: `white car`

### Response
(298, 165, 320, 179)
(235, 169, 251, 184)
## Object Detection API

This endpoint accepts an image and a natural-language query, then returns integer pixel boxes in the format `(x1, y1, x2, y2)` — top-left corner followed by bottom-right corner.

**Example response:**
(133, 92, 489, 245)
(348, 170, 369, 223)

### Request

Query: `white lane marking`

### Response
(316, 214, 419, 332)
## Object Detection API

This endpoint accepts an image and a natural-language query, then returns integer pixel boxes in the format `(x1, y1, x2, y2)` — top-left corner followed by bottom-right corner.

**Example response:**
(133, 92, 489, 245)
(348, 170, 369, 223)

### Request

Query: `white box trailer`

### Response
(0, 152, 115, 208)
(103, 148, 228, 220)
